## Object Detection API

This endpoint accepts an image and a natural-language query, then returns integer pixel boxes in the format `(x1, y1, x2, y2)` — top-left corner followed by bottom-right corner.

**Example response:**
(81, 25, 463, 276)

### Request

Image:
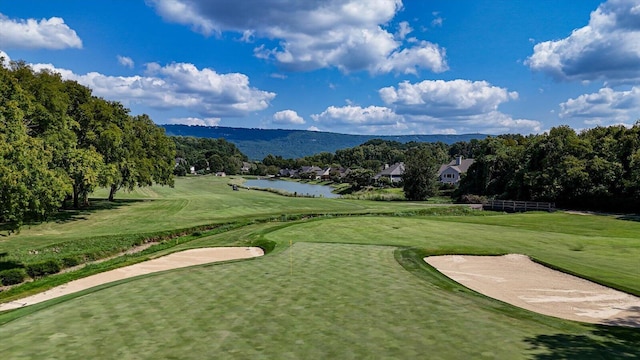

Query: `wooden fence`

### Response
(483, 199, 555, 212)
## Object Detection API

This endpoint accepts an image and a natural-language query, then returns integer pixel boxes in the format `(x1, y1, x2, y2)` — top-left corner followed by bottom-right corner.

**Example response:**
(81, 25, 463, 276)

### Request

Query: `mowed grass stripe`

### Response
(265, 216, 640, 295)
(0, 242, 589, 359)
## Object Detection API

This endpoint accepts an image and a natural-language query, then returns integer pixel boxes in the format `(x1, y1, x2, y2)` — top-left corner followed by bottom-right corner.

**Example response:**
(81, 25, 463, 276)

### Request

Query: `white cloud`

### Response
(307, 126, 320, 131)
(396, 21, 413, 40)
(117, 55, 135, 68)
(380, 79, 518, 116)
(526, 0, 640, 84)
(559, 86, 640, 125)
(376, 79, 540, 134)
(147, 0, 447, 74)
(0, 50, 10, 66)
(311, 105, 407, 134)
(29, 60, 275, 118)
(273, 110, 305, 124)
(0, 13, 82, 50)
(431, 12, 443, 27)
(166, 117, 221, 126)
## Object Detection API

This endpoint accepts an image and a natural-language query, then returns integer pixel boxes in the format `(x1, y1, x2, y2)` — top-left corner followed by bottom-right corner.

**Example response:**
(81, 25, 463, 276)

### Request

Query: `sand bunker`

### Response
(0, 247, 264, 312)
(425, 254, 640, 327)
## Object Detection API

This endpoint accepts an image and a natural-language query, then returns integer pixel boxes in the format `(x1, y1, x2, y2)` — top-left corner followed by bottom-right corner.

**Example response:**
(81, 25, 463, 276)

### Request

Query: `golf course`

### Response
(1, 176, 638, 359)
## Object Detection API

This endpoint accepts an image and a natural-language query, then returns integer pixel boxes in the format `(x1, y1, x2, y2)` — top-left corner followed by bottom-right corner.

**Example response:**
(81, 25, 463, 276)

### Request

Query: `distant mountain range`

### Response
(162, 125, 488, 160)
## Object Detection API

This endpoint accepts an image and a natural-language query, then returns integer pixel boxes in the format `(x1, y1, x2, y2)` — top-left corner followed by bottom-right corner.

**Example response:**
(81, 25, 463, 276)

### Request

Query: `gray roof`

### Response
(437, 158, 474, 175)
(375, 162, 405, 178)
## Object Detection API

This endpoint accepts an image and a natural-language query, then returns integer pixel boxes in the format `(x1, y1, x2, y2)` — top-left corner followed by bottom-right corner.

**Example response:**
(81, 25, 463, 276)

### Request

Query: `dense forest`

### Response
(456, 125, 640, 212)
(172, 136, 248, 175)
(0, 60, 175, 231)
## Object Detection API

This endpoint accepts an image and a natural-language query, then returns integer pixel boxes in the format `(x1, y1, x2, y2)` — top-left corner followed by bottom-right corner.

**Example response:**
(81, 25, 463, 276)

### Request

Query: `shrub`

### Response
(0, 268, 27, 286)
(458, 194, 487, 204)
(25, 260, 62, 278)
(62, 256, 81, 267)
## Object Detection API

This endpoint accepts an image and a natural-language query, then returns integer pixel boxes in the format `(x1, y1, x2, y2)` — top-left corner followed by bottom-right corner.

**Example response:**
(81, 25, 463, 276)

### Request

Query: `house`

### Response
(298, 166, 323, 179)
(215, 171, 226, 177)
(174, 157, 187, 168)
(241, 162, 254, 173)
(374, 162, 405, 183)
(438, 156, 474, 184)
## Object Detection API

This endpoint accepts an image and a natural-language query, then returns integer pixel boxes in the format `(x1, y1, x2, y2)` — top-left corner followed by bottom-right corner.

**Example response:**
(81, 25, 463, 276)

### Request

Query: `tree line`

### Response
(172, 136, 248, 175)
(1, 60, 175, 231)
(253, 125, 640, 210)
(456, 125, 640, 211)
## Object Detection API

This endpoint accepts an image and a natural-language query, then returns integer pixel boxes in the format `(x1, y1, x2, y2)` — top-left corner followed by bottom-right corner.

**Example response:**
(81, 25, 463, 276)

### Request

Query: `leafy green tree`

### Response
(344, 168, 374, 190)
(0, 64, 70, 230)
(403, 147, 439, 201)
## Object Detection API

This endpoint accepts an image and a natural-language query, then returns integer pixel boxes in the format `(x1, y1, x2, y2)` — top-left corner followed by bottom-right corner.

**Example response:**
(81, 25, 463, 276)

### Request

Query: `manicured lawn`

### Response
(1, 175, 638, 358)
(0, 175, 439, 253)
(265, 214, 640, 295)
(3, 242, 636, 359)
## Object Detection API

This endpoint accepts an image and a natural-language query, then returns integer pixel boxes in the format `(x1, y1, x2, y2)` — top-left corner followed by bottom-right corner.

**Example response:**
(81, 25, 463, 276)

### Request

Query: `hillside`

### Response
(161, 125, 487, 160)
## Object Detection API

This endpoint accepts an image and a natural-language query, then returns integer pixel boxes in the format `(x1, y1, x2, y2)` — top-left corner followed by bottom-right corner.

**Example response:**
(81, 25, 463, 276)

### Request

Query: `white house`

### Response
(374, 162, 405, 183)
(437, 156, 474, 184)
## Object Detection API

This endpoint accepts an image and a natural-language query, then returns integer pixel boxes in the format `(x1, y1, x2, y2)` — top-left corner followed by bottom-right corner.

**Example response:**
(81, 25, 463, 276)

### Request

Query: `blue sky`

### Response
(1, 0, 639, 135)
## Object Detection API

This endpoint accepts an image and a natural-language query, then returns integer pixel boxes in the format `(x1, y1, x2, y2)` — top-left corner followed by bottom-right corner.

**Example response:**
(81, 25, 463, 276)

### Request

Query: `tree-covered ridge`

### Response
(162, 124, 487, 160)
(0, 60, 175, 231)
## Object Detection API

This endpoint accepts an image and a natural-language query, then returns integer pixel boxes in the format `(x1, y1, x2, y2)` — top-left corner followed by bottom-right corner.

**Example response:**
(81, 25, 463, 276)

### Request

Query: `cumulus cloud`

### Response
(526, 0, 640, 84)
(273, 110, 305, 125)
(311, 105, 407, 134)
(147, 0, 447, 74)
(30, 61, 275, 118)
(117, 55, 135, 68)
(166, 117, 221, 126)
(559, 86, 640, 125)
(377, 79, 541, 134)
(0, 13, 82, 50)
(379, 79, 518, 116)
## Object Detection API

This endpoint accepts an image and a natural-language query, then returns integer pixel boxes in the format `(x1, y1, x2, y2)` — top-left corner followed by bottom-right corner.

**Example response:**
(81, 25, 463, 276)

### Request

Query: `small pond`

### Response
(243, 179, 340, 198)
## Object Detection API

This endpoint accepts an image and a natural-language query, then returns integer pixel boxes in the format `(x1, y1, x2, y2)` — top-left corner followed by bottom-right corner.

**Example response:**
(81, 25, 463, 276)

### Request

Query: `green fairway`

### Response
(1, 175, 639, 359)
(3, 242, 637, 359)
(265, 214, 640, 295)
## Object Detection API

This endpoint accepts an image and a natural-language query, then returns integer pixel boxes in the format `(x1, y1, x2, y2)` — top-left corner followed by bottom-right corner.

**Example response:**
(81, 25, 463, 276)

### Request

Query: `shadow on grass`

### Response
(525, 323, 640, 359)
(0, 199, 146, 233)
(617, 214, 640, 223)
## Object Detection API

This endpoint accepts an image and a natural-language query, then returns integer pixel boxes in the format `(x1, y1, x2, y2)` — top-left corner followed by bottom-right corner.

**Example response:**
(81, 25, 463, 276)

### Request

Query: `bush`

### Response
(62, 256, 81, 267)
(25, 260, 62, 278)
(458, 194, 487, 204)
(0, 268, 27, 286)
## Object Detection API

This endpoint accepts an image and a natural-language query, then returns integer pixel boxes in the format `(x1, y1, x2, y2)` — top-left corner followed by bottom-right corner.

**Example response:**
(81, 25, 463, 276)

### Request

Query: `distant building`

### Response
(438, 156, 474, 184)
(374, 162, 405, 183)
(241, 162, 254, 173)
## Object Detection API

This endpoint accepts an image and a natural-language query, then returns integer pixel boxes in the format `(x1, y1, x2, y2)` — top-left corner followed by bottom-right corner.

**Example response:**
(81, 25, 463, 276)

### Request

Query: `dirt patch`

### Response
(425, 254, 640, 327)
(0, 247, 264, 312)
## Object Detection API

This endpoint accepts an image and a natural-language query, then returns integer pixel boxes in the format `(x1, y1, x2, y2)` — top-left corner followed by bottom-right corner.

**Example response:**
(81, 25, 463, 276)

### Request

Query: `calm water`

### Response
(244, 179, 340, 198)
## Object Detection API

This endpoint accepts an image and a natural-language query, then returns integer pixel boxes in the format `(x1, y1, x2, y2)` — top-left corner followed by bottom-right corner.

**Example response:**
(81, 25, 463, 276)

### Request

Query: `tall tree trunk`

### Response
(73, 186, 79, 209)
(82, 192, 90, 207)
(108, 184, 118, 202)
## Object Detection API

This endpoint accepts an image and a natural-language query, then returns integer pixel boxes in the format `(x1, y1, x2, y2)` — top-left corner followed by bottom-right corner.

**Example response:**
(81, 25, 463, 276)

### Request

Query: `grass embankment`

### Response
(1, 175, 639, 358)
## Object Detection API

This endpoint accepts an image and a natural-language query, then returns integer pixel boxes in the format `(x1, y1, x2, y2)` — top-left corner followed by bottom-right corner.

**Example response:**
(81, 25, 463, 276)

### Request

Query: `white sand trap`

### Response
(0, 247, 263, 312)
(425, 254, 640, 327)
